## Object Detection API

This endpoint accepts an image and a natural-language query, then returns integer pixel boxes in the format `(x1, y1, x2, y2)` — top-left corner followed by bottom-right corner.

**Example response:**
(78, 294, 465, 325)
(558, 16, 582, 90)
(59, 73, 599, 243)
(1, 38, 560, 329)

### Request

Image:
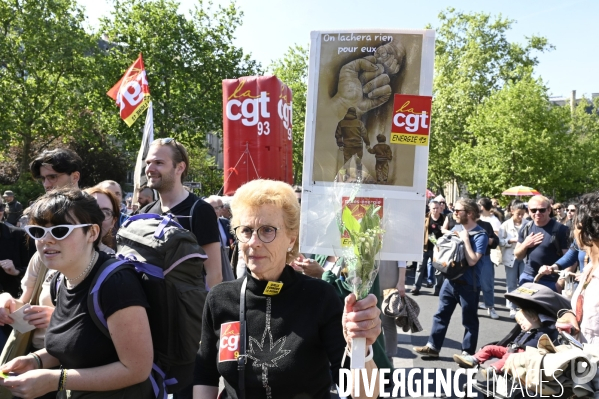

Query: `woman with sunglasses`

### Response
(84, 186, 120, 254)
(0, 188, 153, 399)
(194, 179, 381, 399)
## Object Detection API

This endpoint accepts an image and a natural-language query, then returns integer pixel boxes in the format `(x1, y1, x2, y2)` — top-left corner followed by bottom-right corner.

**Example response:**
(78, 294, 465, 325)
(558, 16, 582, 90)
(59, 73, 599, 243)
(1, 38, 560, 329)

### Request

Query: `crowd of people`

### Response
(1, 140, 599, 398)
(408, 192, 594, 366)
(0, 142, 380, 399)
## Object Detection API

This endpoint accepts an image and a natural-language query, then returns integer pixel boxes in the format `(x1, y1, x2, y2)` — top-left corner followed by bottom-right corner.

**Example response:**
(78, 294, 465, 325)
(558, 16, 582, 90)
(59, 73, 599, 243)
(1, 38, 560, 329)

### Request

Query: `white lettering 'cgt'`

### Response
(277, 99, 293, 140)
(116, 71, 149, 112)
(226, 92, 270, 126)
(393, 111, 429, 133)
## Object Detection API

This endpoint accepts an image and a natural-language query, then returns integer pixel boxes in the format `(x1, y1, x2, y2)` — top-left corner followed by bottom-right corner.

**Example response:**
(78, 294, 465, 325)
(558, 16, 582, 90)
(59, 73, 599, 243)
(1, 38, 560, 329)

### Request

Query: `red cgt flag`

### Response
(107, 53, 150, 127)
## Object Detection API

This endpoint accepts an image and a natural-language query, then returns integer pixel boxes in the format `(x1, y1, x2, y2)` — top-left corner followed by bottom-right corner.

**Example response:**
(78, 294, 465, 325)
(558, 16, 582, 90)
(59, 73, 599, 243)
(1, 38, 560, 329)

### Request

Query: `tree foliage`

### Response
(0, 0, 101, 174)
(567, 97, 599, 196)
(269, 44, 309, 185)
(0, 0, 260, 190)
(427, 8, 553, 192)
(186, 145, 222, 196)
(452, 74, 571, 198)
(96, 0, 261, 150)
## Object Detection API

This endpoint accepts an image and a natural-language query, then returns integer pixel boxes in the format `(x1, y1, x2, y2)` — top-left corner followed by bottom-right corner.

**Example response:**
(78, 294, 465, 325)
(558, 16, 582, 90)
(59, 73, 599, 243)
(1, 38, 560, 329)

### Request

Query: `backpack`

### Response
(90, 213, 208, 396)
(145, 197, 235, 282)
(432, 230, 486, 281)
(189, 200, 235, 282)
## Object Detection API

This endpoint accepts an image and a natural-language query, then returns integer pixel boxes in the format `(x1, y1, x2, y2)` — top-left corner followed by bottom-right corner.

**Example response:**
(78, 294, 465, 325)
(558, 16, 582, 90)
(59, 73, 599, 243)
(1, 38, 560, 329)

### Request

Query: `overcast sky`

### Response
(81, 0, 597, 99)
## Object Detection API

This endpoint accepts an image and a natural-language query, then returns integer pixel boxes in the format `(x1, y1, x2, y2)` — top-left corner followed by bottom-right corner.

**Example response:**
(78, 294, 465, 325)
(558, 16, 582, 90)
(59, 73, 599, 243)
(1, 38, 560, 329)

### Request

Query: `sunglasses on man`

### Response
(529, 208, 548, 214)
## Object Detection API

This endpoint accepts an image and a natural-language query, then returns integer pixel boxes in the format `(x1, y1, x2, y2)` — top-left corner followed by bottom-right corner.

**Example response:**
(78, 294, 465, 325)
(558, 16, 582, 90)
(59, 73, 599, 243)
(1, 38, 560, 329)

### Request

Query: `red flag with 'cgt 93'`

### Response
(107, 53, 150, 127)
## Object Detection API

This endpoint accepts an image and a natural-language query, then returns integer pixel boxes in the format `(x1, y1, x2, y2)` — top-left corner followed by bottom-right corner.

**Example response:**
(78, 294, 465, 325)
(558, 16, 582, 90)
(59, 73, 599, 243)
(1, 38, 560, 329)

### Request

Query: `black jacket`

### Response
(0, 223, 33, 297)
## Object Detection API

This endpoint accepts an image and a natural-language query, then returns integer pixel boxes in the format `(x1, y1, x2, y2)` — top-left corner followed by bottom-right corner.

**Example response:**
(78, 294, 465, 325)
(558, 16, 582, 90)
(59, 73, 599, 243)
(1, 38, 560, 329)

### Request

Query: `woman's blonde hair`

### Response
(231, 179, 300, 263)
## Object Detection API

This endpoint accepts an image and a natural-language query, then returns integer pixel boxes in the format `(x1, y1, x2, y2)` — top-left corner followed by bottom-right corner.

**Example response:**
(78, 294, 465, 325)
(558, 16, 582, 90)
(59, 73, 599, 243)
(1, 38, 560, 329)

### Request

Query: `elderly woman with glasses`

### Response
(193, 179, 381, 399)
(0, 188, 153, 399)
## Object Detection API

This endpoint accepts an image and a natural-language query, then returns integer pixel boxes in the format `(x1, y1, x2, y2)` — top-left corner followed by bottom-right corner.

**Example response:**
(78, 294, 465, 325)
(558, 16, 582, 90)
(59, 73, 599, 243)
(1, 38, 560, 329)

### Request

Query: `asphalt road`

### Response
(380, 263, 517, 398)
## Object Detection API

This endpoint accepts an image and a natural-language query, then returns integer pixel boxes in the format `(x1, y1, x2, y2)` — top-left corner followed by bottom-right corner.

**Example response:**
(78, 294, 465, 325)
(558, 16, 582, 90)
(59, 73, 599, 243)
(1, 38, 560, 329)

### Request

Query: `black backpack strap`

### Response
(87, 256, 174, 398)
(87, 256, 165, 337)
(87, 258, 131, 338)
(188, 199, 201, 238)
(238, 277, 248, 399)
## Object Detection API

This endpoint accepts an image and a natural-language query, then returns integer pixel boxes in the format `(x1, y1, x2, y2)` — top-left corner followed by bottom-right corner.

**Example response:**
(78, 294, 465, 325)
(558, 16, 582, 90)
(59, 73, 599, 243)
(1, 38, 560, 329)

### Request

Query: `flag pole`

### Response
(132, 101, 154, 205)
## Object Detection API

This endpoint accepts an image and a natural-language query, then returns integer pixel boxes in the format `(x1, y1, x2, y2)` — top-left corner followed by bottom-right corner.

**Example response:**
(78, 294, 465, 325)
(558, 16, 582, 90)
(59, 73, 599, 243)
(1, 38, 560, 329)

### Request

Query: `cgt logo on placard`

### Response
(390, 94, 432, 146)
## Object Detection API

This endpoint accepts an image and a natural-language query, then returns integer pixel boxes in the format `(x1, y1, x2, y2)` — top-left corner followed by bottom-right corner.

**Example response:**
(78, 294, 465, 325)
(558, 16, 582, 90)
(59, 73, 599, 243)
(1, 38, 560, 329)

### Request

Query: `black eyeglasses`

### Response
(454, 209, 466, 213)
(101, 209, 114, 220)
(567, 209, 576, 213)
(234, 225, 279, 243)
(554, 207, 563, 210)
(529, 208, 547, 214)
(36, 173, 66, 184)
(24, 224, 92, 241)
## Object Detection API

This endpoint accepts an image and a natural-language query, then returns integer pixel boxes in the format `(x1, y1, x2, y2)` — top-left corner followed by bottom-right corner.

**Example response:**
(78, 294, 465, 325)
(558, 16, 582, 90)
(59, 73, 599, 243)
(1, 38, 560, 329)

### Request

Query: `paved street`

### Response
(382, 264, 515, 398)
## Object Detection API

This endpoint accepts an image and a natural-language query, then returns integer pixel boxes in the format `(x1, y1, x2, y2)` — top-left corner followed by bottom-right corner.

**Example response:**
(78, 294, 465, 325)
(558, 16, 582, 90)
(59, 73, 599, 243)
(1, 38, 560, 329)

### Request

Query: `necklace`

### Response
(66, 251, 97, 287)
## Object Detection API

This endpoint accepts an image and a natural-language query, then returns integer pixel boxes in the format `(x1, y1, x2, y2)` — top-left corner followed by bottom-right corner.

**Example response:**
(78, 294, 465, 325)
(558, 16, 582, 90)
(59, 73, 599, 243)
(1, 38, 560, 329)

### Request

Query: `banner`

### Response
(131, 101, 154, 205)
(299, 29, 435, 261)
(222, 76, 293, 196)
(107, 53, 150, 127)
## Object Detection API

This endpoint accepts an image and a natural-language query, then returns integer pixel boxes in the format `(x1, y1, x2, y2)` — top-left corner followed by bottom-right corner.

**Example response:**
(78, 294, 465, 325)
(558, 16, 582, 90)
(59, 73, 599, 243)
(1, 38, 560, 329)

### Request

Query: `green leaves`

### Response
(0, 0, 261, 182)
(341, 206, 360, 235)
(427, 9, 553, 194)
(339, 204, 384, 299)
(270, 45, 309, 185)
(97, 0, 261, 148)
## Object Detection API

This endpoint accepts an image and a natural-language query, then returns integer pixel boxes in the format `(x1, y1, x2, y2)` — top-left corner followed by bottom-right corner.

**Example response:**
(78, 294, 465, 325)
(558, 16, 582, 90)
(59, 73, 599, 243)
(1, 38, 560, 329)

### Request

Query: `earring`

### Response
(287, 247, 292, 252)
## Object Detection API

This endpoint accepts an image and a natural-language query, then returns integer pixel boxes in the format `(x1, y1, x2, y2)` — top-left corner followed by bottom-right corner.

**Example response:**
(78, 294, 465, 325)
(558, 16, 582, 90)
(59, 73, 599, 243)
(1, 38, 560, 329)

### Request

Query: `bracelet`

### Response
(58, 368, 68, 391)
(29, 352, 42, 369)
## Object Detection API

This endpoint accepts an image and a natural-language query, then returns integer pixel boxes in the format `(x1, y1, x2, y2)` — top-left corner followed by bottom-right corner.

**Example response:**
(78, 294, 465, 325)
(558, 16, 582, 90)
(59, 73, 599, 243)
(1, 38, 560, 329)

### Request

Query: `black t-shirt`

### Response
(0, 223, 31, 297)
(143, 192, 220, 247)
(476, 220, 499, 255)
(519, 219, 569, 280)
(46, 251, 149, 369)
(427, 214, 445, 250)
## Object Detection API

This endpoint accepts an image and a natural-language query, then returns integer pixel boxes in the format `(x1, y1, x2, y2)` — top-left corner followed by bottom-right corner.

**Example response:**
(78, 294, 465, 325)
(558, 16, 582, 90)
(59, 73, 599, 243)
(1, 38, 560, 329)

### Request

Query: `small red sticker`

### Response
(219, 321, 241, 362)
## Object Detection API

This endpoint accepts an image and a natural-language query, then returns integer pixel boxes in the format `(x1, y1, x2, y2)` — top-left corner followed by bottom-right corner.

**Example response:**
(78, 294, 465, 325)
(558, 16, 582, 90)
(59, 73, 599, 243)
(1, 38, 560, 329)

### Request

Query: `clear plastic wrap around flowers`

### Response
(333, 155, 384, 301)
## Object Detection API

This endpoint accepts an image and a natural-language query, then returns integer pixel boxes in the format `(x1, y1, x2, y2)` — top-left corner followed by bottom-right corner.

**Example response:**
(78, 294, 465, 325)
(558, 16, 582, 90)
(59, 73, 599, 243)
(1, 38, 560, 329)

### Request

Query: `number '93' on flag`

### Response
(106, 53, 150, 127)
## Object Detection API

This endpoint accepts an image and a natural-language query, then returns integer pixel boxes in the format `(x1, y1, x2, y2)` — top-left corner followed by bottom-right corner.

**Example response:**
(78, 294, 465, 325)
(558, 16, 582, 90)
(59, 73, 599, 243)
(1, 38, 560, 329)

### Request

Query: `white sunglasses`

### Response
(24, 224, 92, 241)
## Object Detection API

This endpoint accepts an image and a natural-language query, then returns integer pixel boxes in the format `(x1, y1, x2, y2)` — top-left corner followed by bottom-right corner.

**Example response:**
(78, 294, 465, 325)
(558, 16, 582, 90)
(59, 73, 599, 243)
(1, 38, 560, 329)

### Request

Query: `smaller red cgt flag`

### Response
(107, 53, 150, 127)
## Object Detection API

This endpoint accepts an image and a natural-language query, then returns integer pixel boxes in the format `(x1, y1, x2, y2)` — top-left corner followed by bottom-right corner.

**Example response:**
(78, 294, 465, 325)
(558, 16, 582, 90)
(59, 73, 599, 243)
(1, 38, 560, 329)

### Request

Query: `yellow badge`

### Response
(516, 287, 538, 296)
(263, 281, 283, 296)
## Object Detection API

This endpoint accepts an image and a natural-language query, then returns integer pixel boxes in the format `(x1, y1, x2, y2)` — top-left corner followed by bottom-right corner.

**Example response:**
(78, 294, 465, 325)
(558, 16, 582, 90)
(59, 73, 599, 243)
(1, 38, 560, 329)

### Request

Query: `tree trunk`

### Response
(19, 134, 32, 180)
